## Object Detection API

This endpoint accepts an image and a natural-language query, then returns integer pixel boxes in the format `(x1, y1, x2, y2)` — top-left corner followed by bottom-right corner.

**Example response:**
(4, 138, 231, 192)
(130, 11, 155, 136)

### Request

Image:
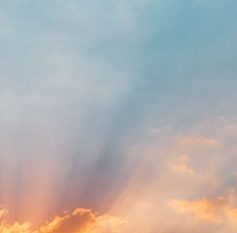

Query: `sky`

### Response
(0, 0, 237, 232)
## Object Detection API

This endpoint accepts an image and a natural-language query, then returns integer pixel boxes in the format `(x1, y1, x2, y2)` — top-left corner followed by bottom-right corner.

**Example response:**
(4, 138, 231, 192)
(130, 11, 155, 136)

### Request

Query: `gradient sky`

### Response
(1, 0, 237, 232)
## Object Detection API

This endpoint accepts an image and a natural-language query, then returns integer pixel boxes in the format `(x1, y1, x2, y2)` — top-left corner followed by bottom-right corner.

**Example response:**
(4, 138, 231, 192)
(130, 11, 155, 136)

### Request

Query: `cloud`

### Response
(0, 208, 8, 218)
(176, 135, 219, 147)
(0, 1, 237, 233)
(0, 208, 122, 233)
(171, 192, 237, 224)
(168, 154, 195, 175)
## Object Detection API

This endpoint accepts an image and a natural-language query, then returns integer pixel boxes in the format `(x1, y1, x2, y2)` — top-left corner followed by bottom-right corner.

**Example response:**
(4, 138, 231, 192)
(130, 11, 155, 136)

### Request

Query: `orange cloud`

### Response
(0, 208, 8, 218)
(171, 198, 225, 222)
(171, 192, 237, 223)
(0, 208, 122, 233)
(0, 218, 32, 233)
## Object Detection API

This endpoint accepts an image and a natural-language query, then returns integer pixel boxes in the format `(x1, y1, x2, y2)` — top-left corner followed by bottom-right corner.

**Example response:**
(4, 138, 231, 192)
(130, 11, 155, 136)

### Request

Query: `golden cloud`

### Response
(171, 192, 237, 223)
(0, 208, 8, 218)
(0, 208, 122, 233)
